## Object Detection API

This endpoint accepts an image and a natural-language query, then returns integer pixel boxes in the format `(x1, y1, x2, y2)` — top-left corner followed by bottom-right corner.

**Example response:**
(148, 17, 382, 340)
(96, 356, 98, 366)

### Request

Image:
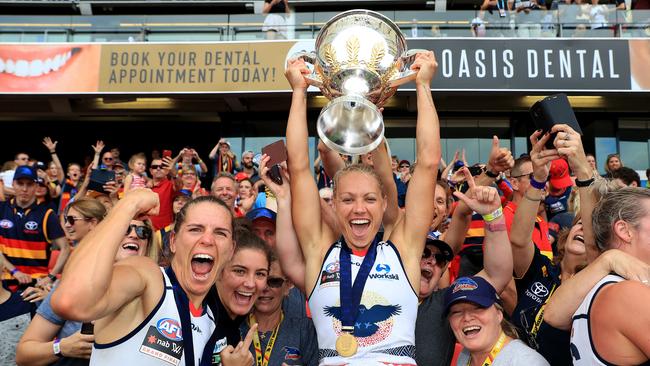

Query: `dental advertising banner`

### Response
(0, 39, 648, 94)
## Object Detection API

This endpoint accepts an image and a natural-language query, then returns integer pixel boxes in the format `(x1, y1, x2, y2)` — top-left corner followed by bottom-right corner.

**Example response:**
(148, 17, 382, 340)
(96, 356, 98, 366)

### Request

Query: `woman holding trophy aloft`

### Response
(285, 47, 440, 365)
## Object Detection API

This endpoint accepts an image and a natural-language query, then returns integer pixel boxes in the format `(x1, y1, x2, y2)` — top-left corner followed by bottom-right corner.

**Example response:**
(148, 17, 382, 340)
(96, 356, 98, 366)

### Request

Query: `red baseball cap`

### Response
(549, 159, 573, 189)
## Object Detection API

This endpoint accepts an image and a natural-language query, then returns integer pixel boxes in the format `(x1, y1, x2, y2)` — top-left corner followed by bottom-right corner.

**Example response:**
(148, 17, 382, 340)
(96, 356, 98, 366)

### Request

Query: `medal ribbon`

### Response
(249, 312, 284, 366)
(165, 266, 198, 366)
(339, 235, 380, 334)
(468, 331, 509, 366)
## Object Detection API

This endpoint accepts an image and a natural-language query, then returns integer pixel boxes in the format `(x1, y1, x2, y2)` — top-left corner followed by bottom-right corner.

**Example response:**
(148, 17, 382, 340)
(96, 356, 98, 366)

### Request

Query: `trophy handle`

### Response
(289, 51, 323, 88)
(388, 48, 429, 87)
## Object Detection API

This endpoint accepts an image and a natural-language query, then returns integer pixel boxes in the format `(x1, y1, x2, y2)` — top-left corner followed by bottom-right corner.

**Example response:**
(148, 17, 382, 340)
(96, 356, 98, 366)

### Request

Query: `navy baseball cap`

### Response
(425, 233, 454, 262)
(13, 166, 37, 182)
(443, 276, 499, 316)
(246, 207, 276, 223)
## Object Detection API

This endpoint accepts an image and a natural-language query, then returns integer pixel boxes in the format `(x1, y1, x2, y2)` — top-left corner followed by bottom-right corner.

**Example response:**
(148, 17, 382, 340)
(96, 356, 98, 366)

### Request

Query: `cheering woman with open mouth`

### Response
(285, 50, 440, 365)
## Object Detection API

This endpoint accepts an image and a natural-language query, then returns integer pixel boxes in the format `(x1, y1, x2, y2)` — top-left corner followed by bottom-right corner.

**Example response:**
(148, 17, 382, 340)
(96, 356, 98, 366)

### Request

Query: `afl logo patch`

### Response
(24, 221, 38, 231)
(156, 318, 183, 341)
(325, 261, 339, 274)
(0, 219, 13, 229)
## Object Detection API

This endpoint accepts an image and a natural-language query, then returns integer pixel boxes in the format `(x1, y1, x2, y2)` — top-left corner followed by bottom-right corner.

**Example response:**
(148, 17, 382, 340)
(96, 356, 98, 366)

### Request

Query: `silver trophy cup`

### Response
(294, 9, 426, 155)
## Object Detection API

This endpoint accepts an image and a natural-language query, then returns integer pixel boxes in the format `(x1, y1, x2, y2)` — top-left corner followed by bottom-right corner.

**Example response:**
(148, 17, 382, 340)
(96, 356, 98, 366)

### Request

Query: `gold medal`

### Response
(335, 332, 358, 357)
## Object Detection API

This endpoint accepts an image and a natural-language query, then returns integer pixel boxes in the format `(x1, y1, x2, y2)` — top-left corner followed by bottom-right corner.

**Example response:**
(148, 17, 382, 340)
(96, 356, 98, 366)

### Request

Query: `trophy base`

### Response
(317, 95, 384, 156)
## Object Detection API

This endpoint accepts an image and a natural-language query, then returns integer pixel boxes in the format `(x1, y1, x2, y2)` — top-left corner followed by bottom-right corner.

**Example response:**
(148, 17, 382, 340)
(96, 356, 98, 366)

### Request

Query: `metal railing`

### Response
(0, 7, 648, 42)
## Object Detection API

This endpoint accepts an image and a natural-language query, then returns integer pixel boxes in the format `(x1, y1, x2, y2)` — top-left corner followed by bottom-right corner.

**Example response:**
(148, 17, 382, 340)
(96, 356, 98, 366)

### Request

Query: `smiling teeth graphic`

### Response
(0, 49, 77, 77)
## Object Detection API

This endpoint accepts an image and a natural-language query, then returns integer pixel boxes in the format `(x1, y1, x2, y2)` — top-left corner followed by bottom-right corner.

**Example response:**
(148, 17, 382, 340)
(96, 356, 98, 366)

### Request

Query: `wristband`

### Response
(482, 207, 503, 222)
(486, 222, 507, 232)
(575, 176, 595, 188)
(53, 338, 63, 357)
(49, 151, 56, 154)
(529, 176, 547, 190)
(48, 273, 57, 282)
(10, 268, 18, 276)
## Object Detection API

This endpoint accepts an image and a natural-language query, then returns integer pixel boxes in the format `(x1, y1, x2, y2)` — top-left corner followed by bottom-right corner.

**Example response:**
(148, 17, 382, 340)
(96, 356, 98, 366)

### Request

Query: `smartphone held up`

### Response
(529, 93, 582, 150)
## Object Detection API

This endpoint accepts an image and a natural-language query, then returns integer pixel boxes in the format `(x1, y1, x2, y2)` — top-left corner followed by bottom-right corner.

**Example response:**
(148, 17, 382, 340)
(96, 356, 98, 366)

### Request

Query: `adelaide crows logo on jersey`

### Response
(324, 291, 401, 347)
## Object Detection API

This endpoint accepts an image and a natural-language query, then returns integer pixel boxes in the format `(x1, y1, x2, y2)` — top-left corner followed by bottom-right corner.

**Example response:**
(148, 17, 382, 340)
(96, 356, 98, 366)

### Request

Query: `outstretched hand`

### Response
(42, 137, 58, 152)
(453, 167, 501, 216)
(92, 140, 105, 155)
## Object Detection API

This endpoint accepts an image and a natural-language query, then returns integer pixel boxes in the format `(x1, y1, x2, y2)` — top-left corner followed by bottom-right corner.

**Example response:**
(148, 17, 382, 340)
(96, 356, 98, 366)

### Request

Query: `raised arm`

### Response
(285, 58, 330, 256)
(544, 249, 650, 330)
(453, 169, 512, 292)
(259, 155, 306, 293)
(371, 140, 400, 233)
(90, 140, 105, 169)
(510, 131, 560, 278)
(396, 51, 441, 259)
(192, 149, 209, 175)
(42, 137, 64, 183)
(551, 124, 598, 262)
(209, 142, 220, 160)
(317, 141, 346, 179)
(51, 190, 160, 321)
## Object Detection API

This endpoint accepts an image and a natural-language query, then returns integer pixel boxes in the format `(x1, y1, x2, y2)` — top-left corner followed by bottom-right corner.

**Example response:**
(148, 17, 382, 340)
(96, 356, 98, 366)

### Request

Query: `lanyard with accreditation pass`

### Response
(468, 331, 510, 366)
(249, 312, 284, 366)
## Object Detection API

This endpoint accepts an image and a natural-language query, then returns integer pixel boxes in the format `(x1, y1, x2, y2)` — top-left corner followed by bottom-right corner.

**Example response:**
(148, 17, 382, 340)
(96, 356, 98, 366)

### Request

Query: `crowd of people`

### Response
(1, 51, 650, 366)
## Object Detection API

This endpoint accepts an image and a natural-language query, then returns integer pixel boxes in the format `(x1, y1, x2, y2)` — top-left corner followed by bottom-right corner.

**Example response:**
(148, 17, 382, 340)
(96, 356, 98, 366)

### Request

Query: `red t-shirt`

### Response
(503, 200, 553, 260)
(150, 178, 175, 230)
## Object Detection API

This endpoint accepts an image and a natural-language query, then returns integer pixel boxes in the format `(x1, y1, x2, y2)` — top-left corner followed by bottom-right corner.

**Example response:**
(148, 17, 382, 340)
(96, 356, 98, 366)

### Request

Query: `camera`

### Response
(36, 161, 46, 170)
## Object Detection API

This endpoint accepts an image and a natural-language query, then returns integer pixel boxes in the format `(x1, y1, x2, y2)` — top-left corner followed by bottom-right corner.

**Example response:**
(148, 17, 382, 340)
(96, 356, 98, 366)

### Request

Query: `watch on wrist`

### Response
(485, 169, 499, 178)
(575, 176, 595, 188)
(53, 338, 63, 357)
(48, 273, 57, 282)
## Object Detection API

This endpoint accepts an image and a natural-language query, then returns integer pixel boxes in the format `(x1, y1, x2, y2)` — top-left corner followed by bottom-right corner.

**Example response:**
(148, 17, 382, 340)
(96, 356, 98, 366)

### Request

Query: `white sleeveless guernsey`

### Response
(570, 274, 623, 366)
(91, 268, 215, 366)
(308, 240, 418, 366)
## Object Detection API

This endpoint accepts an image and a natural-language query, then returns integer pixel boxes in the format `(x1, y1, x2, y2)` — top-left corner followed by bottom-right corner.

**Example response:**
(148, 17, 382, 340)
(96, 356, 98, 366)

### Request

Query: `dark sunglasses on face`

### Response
(422, 247, 448, 265)
(400, 165, 410, 169)
(65, 216, 90, 225)
(150, 165, 162, 170)
(103, 157, 114, 161)
(267, 277, 286, 288)
(126, 224, 152, 240)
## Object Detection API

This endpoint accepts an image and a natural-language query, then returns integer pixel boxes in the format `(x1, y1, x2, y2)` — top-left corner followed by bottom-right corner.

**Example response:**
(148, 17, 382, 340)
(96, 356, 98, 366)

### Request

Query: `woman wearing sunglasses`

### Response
(16, 199, 158, 366)
(16, 198, 105, 366)
(240, 252, 318, 366)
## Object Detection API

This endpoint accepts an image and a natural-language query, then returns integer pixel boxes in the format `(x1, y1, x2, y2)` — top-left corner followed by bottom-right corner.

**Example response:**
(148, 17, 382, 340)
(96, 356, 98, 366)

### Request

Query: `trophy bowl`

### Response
(294, 9, 425, 155)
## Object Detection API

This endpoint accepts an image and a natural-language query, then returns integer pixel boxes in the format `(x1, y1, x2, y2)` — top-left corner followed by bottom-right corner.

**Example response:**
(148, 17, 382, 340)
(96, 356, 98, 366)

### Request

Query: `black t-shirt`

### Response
(513, 246, 572, 365)
(415, 290, 455, 366)
(265, 0, 286, 13)
(207, 289, 245, 366)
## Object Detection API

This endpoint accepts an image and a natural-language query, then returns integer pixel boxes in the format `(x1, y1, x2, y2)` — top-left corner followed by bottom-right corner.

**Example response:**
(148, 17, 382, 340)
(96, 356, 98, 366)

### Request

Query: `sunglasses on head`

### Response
(422, 247, 448, 265)
(126, 224, 151, 240)
(150, 164, 162, 170)
(65, 216, 90, 225)
(267, 277, 286, 288)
